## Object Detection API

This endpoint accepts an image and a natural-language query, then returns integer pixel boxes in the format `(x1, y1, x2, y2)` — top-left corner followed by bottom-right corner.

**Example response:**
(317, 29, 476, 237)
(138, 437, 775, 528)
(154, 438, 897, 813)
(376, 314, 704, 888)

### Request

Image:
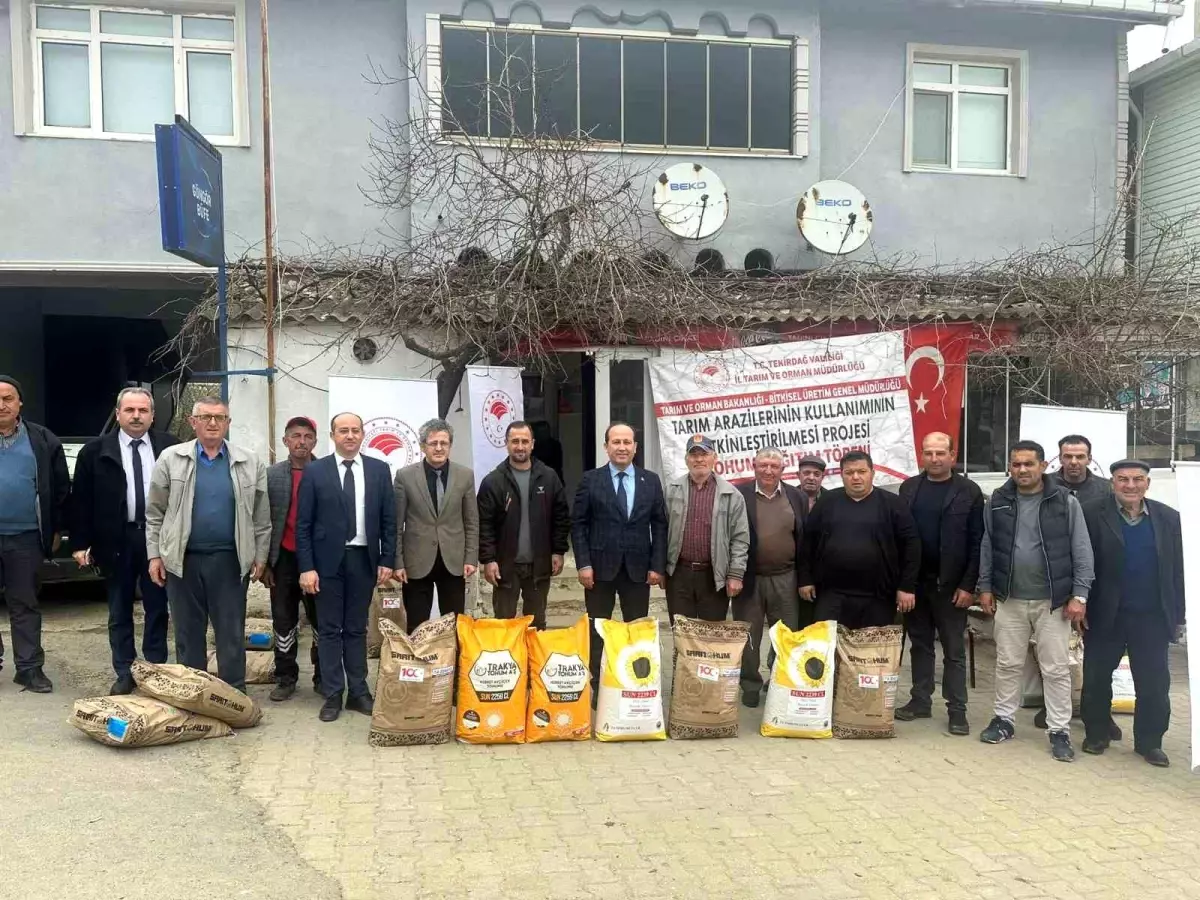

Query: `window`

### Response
(905, 44, 1027, 176)
(23, 3, 243, 143)
(429, 18, 807, 155)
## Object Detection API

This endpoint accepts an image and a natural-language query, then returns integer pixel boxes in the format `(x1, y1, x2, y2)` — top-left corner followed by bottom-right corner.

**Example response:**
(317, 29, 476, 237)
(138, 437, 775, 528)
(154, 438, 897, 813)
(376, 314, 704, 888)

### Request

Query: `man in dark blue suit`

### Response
(296, 412, 396, 722)
(571, 422, 668, 693)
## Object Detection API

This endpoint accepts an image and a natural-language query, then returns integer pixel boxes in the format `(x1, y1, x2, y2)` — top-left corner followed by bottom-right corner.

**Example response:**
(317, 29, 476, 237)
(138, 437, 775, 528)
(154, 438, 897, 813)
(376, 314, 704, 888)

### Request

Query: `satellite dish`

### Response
(653, 163, 729, 240)
(796, 180, 874, 255)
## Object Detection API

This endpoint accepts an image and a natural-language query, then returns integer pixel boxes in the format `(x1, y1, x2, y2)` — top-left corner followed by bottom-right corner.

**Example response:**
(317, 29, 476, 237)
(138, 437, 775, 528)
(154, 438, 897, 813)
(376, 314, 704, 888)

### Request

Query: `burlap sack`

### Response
(668, 616, 749, 740)
(209, 650, 276, 685)
(70, 695, 233, 748)
(367, 584, 407, 659)
(832, 624, 903, 739)
(132, 660, 263, 729)
(369, 614, 456, 746)
(244, 617, 274, 650)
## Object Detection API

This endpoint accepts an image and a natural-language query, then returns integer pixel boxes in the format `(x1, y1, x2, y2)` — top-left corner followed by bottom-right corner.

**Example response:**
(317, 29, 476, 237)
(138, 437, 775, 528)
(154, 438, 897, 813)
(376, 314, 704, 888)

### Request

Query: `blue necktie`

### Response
(616, 471, 629, 521)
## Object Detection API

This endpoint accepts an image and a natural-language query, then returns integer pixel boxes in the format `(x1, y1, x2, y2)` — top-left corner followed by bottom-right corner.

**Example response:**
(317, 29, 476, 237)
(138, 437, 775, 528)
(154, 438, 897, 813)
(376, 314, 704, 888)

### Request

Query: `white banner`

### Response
(327, 375, 437, 477)
(1170, 461, 1200, 772)
(466, 365, 524, 492)
(647, 333, 918, 485)
(1018, 404, 1127, 474)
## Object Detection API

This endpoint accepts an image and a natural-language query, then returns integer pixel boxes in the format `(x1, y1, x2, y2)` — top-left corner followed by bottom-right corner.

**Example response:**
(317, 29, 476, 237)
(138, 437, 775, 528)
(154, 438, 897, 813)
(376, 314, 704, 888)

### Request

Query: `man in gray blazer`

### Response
(394, 418, 478, 630)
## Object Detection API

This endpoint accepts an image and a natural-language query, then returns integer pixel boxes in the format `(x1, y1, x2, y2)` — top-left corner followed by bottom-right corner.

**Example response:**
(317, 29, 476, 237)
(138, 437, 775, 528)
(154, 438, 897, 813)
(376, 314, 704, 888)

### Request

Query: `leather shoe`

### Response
(346, 692, 374, 715)
(270, 681, 297, 702)
(14, 667, 53, 693)
(110, 674, 136, 696)
(1082, 738, 1109, 755)
(318, 695, 343, 722)
(948, 712, 970, 736)
(1109, 717, 1124, 742)
(895, 702, 932, 722)
(742, 691, 760, 709)
(1137, 747, 1170, 768)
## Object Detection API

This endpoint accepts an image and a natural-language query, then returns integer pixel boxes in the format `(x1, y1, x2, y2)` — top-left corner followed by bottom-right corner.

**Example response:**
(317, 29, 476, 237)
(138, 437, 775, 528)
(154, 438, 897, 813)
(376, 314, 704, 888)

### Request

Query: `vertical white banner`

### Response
(327, 376, 437, 477)
(1170, 461, 1200, 772)
(1018, 405, 1127, 474)
(466, 365, 524, 492)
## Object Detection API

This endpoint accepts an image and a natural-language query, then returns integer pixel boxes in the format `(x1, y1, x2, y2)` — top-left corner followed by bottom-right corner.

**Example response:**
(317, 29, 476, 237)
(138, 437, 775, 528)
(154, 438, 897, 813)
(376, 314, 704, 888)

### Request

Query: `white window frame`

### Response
(904, 43, 1028, 177)
(425, 14, 811, 159)
(10, 0, 249, 145)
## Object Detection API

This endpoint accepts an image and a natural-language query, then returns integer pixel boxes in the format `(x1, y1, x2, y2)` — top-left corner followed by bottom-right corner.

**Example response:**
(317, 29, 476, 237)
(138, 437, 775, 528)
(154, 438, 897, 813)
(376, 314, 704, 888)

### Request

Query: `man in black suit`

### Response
(296, 412, 397, 722)
(1080, 460, 1185, 767)
(72, 387, 178, 695)
(571, 422, 668, 693)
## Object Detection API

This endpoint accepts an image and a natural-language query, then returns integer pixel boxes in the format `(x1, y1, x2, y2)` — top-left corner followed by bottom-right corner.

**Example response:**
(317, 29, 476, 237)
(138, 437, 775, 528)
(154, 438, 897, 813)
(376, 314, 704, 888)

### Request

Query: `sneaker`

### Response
(1033, 707, 1047, 730)
(894, 702, 932, 722)
(1049, 730, 1075, 762)
(948, 711, 970, 736)
(1136, 747, 1170, 768)
(1082, 737, 1109, 755)
(270, 681, 297, 702)
(14, 667, 53, 693)
(980, 716, 1015, 744)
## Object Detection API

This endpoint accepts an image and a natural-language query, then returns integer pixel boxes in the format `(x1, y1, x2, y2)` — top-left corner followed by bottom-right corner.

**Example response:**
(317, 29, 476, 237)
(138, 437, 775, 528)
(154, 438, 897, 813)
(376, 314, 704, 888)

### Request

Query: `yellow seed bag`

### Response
(526, 615, 592, 742)
(594, 617, 666, 742)
(456, 615, 533, 744)
(760, 619, 837, 739)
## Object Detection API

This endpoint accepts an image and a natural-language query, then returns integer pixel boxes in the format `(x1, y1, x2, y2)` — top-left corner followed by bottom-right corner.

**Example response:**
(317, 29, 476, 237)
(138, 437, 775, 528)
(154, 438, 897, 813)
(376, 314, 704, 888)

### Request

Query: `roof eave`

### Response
(1130, 37, 1200, 86)
(969, 0, 1182, 25)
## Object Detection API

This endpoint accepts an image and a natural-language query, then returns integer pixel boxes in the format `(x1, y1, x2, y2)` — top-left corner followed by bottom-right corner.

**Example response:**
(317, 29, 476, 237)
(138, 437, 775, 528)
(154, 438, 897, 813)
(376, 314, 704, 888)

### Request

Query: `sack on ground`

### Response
(70, 695, 233, 747)
(131, 660, 263, 729)
(594, 617, 666, 742)
(526, 615, 592, 742)
(669, 616, 749, 740)
(1068, 630, 1084, 710)
(456, 615, 533, 744)
(832, 624, 903, 739)
(761, 619, 837, 739)
(370, 614, 457, 746)
(244, 617, 274, 650)
(1023, 638, 1083, 715)
(209, 650, 276, 685)
(368, 583, 408, 659)
(1112, 655, 1137, 714)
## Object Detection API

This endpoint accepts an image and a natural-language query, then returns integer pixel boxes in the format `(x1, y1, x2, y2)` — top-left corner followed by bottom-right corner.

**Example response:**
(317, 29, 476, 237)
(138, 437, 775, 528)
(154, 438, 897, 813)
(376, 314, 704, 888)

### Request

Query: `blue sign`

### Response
(156, 115, 224, 267)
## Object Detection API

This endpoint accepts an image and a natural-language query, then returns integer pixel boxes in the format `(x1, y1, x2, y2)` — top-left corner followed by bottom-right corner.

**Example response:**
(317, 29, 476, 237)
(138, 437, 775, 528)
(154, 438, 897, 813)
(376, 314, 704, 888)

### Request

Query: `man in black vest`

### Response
(1079, 460, 1184, 767)
(977, 440, 1094, 762)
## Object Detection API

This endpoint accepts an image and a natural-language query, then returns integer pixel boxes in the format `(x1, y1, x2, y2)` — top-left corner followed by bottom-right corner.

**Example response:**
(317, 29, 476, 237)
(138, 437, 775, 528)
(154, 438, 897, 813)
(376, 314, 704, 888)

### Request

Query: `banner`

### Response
(327, 376, 437, 477)
(647, 333, 919, 485)
(1018, 405, 1127, 475)
(466, 365, 524, 492)
(1170, 461, 1200, 772)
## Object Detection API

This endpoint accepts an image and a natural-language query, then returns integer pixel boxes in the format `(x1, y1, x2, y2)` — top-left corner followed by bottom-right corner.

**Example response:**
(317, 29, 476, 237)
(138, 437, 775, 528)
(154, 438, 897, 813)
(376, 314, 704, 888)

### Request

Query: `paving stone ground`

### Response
(3, 585, 1198, 900)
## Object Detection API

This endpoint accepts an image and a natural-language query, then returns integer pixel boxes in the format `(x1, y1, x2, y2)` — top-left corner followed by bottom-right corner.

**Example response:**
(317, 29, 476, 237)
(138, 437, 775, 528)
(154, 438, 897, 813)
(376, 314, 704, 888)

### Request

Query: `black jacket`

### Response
(1048, 470, 1112, 505)
(798, 487, 921, 597)
(71, 429, 179, 571)
(898, 472, 984, 594)
(1081, 496, 1185, 635)
(571, 465, 668, 582)
(19, 421, 71, 557)
(477, 459, 570, 580)
(736, 481, 807, 599)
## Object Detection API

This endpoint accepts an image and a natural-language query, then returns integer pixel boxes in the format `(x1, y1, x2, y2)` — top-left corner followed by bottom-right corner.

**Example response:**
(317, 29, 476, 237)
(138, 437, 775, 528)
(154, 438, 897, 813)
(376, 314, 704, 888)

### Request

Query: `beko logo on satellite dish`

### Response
(669, 181, 707, 191)
(816, 198, 852, 207)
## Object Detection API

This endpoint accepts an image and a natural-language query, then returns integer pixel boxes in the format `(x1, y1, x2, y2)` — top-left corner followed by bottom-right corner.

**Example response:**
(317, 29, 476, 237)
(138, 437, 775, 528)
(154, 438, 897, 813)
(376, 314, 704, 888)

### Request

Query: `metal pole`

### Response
(1170, 361, 1178, 462)
(962, 359, 969, 473)
(261, 0, 278, 462)
(1004, 358, 1011, 454)
(218, 258, 229, 404)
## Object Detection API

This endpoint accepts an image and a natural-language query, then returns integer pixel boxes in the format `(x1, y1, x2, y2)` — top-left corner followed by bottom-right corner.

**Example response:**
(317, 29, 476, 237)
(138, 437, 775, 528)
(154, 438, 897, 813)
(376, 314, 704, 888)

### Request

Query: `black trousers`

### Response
(270, 547, 321, 686)
(167, 550, 247, 691)
(105, 523, 170, 678)
(814, 589, 897, 630)
(665, 564, 728, 623)
(404, 551, 466, 633)
(585, 568, 651, 691)
(315, 546, 374, 700)
(1081, 608, 1172, 751)
(0, 530, 44, 673)
(492, 563, 550, 630)
(904, 576, 969, 714)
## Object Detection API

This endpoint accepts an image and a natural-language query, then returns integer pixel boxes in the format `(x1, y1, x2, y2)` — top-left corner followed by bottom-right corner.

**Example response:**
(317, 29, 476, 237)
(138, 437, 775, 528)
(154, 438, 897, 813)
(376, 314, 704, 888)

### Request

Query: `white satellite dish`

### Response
(796, 179, 874, 255)
(653, 163, 729, 240)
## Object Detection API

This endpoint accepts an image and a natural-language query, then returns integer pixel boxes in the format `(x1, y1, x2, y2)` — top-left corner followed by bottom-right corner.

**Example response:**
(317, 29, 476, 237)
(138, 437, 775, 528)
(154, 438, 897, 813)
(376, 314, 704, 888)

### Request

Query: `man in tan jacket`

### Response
(145, 396, 270, 691)
(393, 418, 478, 630)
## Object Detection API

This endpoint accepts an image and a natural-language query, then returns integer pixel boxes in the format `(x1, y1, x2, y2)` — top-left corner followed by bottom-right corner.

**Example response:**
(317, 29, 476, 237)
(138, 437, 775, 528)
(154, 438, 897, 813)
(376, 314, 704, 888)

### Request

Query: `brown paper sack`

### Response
(209, 650, 276, 685)
(369, 614, 456, 746)
(132, 660, 263, 729)
(668, 616, 750, 740)
(244, 617, 275, 651)
(832, 624, 903, 739)
(70, 695, 233, 748)
(367, 584, 408, 659)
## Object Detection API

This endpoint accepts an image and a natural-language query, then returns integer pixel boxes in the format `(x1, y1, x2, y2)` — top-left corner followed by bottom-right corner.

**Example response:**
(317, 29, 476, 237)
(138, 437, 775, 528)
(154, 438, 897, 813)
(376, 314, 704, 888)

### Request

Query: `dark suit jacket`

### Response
(898, 472, 985, 594)
(1081, 496, 1185, 635)
(71, 429, 179, 571)
(571, 465, 667, 583)
(295, 454, 396, 577)
(736, 481, 807, 599)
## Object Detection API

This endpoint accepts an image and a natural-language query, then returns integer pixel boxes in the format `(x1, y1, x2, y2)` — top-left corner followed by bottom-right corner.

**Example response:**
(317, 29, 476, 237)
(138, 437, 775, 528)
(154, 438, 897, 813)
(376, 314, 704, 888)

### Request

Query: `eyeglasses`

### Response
(193, 414, 229, 424)
(424, 441, 450, 449)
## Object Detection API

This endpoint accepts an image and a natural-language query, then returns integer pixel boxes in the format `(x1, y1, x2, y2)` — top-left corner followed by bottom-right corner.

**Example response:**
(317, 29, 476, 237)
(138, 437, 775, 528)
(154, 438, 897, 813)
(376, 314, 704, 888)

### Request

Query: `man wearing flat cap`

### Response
(796, 454, 827, 514)
(1079, 460, 1184, 767)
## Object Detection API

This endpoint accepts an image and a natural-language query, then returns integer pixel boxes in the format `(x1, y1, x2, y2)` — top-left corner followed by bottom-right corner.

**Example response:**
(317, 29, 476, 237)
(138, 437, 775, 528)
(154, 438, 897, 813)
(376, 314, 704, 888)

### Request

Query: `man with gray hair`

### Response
(393, 418, 478, 629)
(72, 387, 179, 694)
(146, 396, 271, 691)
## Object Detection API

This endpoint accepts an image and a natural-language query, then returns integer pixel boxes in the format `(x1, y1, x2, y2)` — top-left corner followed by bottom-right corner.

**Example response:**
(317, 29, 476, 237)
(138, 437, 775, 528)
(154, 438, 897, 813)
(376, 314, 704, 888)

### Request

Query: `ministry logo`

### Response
(363, 417, 420, 468)
(480, 390, 516, 448)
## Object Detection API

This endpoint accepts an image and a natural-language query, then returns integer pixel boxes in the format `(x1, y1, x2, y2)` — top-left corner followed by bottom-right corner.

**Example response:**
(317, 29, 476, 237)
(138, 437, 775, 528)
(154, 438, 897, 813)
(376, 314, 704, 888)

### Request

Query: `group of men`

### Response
(0, 372, 1184, 766)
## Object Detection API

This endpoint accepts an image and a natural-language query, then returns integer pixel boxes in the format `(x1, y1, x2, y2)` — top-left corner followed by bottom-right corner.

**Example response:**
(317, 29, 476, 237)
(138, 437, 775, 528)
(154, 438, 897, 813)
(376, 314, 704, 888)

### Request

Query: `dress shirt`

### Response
(337, 454, 368, 546)
(608, 462, 636, 517)
(120, 429, 156, 523)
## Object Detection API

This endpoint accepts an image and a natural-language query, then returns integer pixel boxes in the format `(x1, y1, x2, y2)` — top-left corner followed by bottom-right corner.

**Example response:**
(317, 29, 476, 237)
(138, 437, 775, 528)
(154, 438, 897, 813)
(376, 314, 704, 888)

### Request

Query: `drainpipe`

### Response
(1129, 97, 1144, 269)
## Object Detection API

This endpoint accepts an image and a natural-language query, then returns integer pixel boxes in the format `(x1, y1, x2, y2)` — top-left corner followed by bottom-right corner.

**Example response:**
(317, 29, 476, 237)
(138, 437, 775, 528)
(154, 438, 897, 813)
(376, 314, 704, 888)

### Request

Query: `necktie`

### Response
(130, 439, 146, 525)
(616, 471, 629, 521)
(342, 459, 356, 542)
(436, 470, 446, 515)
